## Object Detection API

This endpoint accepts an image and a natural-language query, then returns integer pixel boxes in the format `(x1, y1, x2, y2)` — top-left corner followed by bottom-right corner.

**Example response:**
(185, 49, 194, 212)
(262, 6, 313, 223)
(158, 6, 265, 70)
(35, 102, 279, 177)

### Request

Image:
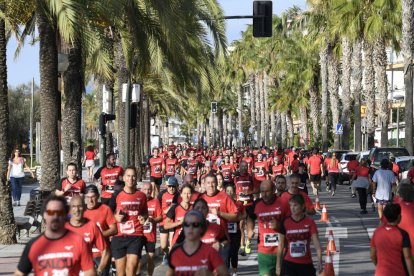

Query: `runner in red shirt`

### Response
(290, 154, 300, 174)
(253, 153, 269, 191)
(371, 203, 414, 276)
(271, 156, 287, 181)
(220, 155, 236, 185)
(167, 210, 229, 276)
(179, 149, 189, 178)
(55, 163, 86, 203)
(15, 195, 95, 276)
(279, 174, 316, 216)
(138, 182, 163, 276)
(247, 180, 286, 275)
(185, 150, 200, 185)
(242, 151, 254, 174)
(84, 146, 96, 182)
(66, 196, 109, 275)
(276, 194, 322, 275)
(211, 149, 220, 172)
(149, 147, 165, 197)
(164, 184, 193, 247)
(164, 149, 178, 182)
(109, 167, 148, 276)
(94, 153, 124, 205)
(83, 185, 117, 275)
(307, 149, 324, 196)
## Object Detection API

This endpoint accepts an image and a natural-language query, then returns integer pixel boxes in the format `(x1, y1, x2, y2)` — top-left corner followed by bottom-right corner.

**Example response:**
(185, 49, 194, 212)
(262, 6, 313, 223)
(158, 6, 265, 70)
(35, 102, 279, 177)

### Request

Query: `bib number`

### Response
(228, 222, 237, 234)
(290, 240, 307, 258)
(143, 222, 153, 234)
(154, 167, 161, 173)
(206, 213, 221, 225)
(120, 220, 135, 234)
(264, 233, 279, 247)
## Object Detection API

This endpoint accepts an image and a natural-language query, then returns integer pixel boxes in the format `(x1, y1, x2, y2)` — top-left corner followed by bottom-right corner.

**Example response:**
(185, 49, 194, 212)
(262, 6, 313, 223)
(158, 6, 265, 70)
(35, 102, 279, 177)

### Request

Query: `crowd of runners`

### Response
(13, 143, 414, 276)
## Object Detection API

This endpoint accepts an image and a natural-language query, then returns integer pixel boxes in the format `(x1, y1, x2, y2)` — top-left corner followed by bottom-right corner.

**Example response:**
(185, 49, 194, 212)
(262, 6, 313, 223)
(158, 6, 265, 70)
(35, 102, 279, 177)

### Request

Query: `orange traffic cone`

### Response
(326, 230, 338, 253)
(319, 204, 329, 222)
(315, 195, 322, 210)
(324, 250, 335, 276)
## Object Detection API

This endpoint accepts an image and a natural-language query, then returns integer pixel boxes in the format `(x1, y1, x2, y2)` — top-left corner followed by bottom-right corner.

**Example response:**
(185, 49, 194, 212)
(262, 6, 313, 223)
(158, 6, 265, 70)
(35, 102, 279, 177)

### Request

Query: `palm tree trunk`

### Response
(38, 8, 60, 191)
(260, 73, 266, 146)
(286, 110, 294, 146)
(141, 91, 150, 157)
(309, 72, 320, 147)
(222, 113, 227, 146)
(328, 45, 341, 149)
(238, 85, 243, 147)
(249, 74, 256, 145)
(255, 72, 261, 146)
(281, 112, 287, 148)
(62, 40, 83, 172)
(373, 38, 389, 147)
(114, 38, 127, 167)
(228, 113, 233, 146)
(402, 0, 414, 154)
(352, 40, 363, 151)
(0, 14, 16, 244)
(271, 110, 276, 146)
(264, 72, 270, 146)
(300, 107, 308, 149)
(363, 40, 376, 149)
(341, 38, 352, 150)
(320, 45, 329, 151)
(276, 110, 282, 148)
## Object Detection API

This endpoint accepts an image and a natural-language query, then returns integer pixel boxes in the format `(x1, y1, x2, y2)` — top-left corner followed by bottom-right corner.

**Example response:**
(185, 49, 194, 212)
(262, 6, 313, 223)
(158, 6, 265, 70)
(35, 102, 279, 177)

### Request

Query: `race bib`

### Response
(290, 240, 307, 258)
(224, 175, 230, 181)
(105, 185, 114, 192)
(206, 213, 221, 225)
(143, 222, 153, 234)
(263, 233, 279, 247)
(258, 169, 264, 176)
(51, 268, 69, 276)
(120, 220, 135, 234)
(168, 167, 174, 173)
(238, 193, 251, 202)
(154, 166, 161, 173)
(228, 222, 237, 234)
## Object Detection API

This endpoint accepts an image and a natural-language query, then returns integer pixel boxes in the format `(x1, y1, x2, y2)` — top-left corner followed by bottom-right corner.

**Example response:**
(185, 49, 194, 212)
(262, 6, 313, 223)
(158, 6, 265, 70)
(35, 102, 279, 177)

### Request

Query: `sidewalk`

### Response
(0, 167, 161, 275)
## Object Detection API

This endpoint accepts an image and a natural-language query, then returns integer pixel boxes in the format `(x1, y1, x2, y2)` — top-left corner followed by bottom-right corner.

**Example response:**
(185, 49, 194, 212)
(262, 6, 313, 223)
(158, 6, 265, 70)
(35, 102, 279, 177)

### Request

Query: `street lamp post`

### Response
(394, 95, 404, 147)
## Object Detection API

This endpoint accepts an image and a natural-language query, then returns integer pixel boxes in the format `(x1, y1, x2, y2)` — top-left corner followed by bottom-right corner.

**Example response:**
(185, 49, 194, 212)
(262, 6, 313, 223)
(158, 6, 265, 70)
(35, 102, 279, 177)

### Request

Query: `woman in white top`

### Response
(6, 149, 34, 206)
(372, 158, 397, 220)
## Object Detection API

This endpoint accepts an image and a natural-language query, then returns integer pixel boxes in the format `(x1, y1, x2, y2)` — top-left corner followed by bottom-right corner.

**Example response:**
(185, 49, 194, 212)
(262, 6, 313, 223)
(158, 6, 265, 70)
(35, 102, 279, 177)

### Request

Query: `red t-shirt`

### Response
(211, 155, 220, 171)
(291, 159, 300, 174)
(398, 201, 414, 258)
(327, 159, 339, 173)
(17, 231, 94, 275)
(392, 163, 400, 176)
(167, 204, 192, 246)
(187, 159, 199, 179)
(234, 174, 254, 205)
(65, 219, 107, 258)
(228, 201, 244, 234)
(99, 166, 124, 199)
(308, 155, 323, 175)
(242, 156, 254, 173)
(254, 161, 269, 181)
(347, 160, 359, 174)
(56, 178, 86, 201)
(279, 191, 315, 216)
(149, 157, 164, 178)
(323, 157, 331, 169)
(280, 216, 318, 264)
(85, 150, 96, 160)
(288, 152, 295, 166)
(165, 158, 178, 176)
(221, 164, 235, 183)
(371, 225, 411, 276)
(408, 168, 414, 184)
(144, 198, 162, 243)
(113, 190, 148, 236)
(201, 222, 226, 245)
(169, 242, 224, 275)
(201, 191, 238, 233)
(157, 190, 179, 226)
(84, 203, 116, 233)
(272, 164, 286, 176)
(356, 166, 370, 177)
(251, 197, 286, 254)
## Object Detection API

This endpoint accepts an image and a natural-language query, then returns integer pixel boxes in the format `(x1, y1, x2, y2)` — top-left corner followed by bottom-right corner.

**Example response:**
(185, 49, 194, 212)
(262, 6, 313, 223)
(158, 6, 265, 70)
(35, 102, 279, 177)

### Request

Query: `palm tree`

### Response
(363, 41, 376, 148)
(352, 40, 363, 151)
(340, 38, 352, 149)
(401, 0, 414, 154)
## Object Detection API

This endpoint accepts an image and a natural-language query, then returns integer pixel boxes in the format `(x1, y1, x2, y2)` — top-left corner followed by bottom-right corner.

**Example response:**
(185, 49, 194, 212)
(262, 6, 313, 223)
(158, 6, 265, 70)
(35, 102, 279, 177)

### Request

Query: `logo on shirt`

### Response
(200, 259, 207, 264)
(64, 246, 73, 251)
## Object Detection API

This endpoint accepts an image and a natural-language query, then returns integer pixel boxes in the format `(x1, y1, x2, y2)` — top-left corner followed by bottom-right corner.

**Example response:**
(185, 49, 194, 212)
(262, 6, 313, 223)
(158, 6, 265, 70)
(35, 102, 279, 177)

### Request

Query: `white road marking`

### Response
(343, 245, 371, 248)
(325, 227, 348, 239)
(367, 228, 375, 239)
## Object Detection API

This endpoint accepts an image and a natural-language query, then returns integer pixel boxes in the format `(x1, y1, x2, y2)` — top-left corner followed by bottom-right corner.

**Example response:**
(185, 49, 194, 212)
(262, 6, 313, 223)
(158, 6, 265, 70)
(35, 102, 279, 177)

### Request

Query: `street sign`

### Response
(335, 123, 343, 135)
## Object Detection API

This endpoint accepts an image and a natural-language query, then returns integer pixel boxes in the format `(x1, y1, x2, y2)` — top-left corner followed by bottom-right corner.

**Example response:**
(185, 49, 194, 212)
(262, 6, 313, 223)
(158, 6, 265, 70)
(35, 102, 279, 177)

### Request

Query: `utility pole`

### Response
(30, 78, 34, 168)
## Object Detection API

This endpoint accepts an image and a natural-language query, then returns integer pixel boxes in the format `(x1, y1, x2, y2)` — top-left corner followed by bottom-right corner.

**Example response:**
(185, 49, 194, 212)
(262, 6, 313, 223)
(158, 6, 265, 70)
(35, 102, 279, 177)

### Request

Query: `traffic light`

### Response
(99, 113, 116, 135)
(211, 102, 218, 113)
(253, 1, 272, 37)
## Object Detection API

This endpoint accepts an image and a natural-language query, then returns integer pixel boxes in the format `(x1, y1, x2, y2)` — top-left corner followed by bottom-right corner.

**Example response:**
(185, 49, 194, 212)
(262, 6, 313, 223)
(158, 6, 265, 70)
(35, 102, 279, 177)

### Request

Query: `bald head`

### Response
(260, 180, 275, 204)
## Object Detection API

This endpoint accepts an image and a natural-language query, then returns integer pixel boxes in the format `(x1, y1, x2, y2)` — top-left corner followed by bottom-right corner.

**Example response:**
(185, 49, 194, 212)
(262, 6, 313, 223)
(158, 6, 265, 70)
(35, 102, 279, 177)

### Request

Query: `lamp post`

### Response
(394, 95, 404, 147)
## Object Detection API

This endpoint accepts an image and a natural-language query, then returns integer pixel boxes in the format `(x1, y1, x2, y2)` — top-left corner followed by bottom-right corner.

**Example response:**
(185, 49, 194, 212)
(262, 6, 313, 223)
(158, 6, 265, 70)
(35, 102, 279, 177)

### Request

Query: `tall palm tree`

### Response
(401, 0, 414, 154)
(352, 40, 363, 151)
(340, 38, 352, 149)
(363, 41, 376, 148)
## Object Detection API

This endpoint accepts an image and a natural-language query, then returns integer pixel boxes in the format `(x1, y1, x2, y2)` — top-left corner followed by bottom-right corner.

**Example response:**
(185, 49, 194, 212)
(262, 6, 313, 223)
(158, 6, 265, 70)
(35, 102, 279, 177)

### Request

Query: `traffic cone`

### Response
(319, 204, 329, 222)
(324, 250, 335, 276)
(315, 195, 322, 210)
(326, 230, 338, 253)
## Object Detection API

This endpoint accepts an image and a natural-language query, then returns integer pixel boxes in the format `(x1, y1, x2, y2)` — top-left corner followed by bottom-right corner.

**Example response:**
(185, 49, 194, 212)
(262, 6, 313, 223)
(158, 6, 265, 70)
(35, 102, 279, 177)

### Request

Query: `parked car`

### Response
(356, 151, 370, 162)
(327, 149, 351, 161)
(368, 147, 410, 170)
(338, 152, 359, 183)
(396, 156, 414, 180)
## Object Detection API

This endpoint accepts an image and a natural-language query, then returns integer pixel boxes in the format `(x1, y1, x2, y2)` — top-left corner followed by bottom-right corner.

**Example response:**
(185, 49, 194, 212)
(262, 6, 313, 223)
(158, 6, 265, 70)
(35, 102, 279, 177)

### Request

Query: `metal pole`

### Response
(397, 105, 400, 147)
(125, 80, 131, 166)
(30, 78, 34, 168)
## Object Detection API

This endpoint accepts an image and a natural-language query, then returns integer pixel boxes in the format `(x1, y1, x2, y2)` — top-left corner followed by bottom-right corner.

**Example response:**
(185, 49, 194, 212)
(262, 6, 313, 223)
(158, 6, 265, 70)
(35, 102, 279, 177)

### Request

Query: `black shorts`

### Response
(144, 241, 156, 253)
(101, 197, 111, 205)
(111, 236, 146, 259)
(159, 225, 174, 234)
(310, 174, 321, 182)
(281, 260, 316, 276)
(150, 176, 163, 186)
(245, 204, 254, 219)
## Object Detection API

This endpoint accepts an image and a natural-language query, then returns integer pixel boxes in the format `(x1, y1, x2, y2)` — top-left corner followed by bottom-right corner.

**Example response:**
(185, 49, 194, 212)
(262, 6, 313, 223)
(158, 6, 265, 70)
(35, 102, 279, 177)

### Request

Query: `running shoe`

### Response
(239, 247, 246, 256)
(331, 191, 335, 196)
(360, 210, 368, 214)
(351, 194, 356, 198)
(162, 253, 169, 265)
(245, 240, 251, 254)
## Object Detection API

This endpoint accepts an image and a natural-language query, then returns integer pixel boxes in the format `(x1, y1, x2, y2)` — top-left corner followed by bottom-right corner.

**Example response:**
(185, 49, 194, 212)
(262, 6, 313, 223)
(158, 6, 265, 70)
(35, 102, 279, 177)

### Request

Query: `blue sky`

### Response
(6, 0, 306, 87)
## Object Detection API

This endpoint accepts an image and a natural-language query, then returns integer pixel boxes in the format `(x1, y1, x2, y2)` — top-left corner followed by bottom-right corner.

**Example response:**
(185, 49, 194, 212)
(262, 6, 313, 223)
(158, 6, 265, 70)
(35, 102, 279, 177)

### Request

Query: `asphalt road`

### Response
(151, 180, 378, 276)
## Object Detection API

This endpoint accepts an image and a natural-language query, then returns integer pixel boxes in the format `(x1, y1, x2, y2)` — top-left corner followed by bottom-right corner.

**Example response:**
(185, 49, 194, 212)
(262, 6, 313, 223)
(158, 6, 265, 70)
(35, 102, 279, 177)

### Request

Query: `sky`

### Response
(6, 0, 307, 87)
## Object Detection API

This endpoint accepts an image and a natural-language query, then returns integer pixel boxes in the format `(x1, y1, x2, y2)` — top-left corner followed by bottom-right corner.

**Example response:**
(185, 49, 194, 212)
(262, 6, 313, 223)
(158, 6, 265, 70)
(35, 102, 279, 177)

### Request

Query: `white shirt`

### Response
(9, 158, 25, 178)
(372, 169, 396, 201)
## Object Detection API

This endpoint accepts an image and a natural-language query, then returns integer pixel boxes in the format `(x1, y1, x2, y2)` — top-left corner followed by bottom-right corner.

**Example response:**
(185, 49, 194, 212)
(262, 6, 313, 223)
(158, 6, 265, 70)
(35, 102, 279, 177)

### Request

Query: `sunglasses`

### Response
(46, 210, 66, 216)
(183, 222, 201, 228)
